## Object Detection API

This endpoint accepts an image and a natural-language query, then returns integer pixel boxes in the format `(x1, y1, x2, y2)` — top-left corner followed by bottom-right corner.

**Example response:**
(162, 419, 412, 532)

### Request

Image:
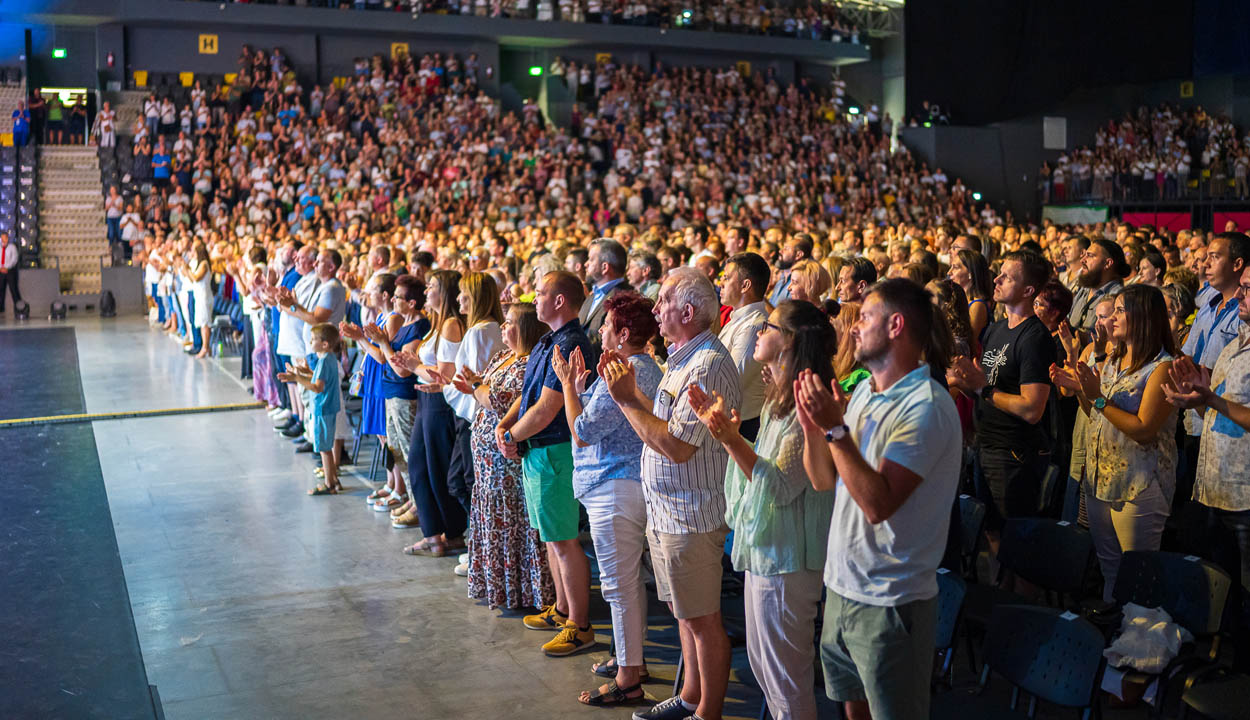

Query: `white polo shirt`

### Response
(824, 364, 962, 607)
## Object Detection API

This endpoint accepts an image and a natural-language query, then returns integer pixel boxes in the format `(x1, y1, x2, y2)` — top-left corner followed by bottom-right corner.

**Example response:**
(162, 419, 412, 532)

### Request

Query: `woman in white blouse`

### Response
(1052, 284, 1177, 601)
(442, 272, 505, 521)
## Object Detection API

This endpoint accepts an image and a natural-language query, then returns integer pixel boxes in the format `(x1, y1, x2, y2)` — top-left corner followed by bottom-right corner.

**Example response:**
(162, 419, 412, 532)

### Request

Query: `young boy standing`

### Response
(280, 323, 343, 495)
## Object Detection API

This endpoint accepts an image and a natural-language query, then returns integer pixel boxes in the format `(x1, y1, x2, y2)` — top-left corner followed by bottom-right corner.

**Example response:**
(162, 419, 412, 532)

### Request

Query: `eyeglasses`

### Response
(762, 321, 784, 334)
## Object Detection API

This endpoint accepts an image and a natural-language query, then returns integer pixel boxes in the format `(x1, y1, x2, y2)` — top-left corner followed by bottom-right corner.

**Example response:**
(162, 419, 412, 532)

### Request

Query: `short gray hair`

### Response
(664, 266, 719, 331)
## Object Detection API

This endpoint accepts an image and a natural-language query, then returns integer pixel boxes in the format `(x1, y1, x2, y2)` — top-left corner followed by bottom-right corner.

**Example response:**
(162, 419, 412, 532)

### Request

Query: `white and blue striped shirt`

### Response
(641, 330, 741, 535)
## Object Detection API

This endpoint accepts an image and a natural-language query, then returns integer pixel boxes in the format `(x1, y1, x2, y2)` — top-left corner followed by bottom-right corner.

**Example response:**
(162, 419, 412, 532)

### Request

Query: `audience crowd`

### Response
(1041, 103, 1250, 203)
(125, 45, 1250, 720)
(190, 0, 863, 42)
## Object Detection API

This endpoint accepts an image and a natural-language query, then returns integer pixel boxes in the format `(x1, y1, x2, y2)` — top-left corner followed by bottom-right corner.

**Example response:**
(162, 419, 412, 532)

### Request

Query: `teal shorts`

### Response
(521, 442, 579, 542)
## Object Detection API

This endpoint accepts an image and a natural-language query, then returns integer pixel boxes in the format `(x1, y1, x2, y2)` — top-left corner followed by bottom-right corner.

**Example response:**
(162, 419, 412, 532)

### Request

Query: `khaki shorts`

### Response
(647, 525, 728, 620)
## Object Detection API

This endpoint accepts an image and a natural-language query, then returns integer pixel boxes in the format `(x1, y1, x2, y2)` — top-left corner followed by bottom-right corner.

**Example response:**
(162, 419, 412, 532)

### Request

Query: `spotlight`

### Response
(848, 106, 860, 115)
(972, 192, 982, 201)
(528, 66, 543, 77)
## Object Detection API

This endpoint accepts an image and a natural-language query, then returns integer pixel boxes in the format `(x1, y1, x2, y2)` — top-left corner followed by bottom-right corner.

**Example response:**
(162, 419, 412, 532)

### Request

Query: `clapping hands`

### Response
(552, 346, 592, 395)
(1162, 355, 1211, 409)
(687, 383, 740, 442)
(794, 369, 846, 433)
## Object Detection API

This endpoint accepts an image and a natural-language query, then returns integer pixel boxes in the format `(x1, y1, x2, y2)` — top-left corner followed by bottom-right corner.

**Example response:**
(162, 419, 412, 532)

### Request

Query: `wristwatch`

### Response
(472, 380, 484, 390)
(825, 424, 851, 443)
(979, 385, 995, 403)
(503, 429, 514, 444)
(1093, 396, 1107, 412)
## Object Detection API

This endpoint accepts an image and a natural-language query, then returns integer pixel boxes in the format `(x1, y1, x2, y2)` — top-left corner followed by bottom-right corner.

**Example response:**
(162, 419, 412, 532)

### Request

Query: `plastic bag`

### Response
(1103, 602, 1193, 674)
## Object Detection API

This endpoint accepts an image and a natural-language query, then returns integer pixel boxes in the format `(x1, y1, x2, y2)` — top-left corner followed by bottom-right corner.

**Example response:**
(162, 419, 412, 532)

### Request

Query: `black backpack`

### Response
(100, 290, 116, 317)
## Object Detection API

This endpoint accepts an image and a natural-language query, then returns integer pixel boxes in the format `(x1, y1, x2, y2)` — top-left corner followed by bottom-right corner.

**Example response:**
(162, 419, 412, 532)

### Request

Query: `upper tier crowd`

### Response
(1041, 103, 1250, 203)
(193, 0, 863, 42)
(122, 46, 1250, 720)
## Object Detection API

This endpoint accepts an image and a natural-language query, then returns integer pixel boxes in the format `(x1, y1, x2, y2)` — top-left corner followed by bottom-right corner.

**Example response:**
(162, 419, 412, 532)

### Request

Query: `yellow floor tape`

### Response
(0, 402, 265, 428)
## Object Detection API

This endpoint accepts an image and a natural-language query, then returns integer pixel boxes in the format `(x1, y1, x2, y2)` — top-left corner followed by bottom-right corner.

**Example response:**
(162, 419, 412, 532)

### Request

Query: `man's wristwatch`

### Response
(979, 385, 995, 403)
(1093, 396, 1107, 412)
(825, 424, 850, 443)
(502, 429, 514, 444)
(472, 380, 484, 390)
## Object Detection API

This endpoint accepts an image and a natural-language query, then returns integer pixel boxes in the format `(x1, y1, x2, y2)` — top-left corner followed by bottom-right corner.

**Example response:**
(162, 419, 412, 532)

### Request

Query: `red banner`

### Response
(1121, 212, 1191, 232)
(1214, 212, 1250, 233)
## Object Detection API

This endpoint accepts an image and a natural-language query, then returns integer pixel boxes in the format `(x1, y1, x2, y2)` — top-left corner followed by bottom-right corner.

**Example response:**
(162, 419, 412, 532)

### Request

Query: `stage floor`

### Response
(1, 315, 773, 720)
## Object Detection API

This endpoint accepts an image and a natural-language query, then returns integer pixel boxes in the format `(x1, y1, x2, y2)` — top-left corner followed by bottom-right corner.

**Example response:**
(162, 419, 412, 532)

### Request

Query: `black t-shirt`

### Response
(976, 315, 1056, 451)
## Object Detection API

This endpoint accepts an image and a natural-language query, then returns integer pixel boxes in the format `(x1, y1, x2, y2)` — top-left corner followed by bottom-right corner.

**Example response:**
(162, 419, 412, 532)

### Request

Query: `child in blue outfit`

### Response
(279, 323, 343, 495)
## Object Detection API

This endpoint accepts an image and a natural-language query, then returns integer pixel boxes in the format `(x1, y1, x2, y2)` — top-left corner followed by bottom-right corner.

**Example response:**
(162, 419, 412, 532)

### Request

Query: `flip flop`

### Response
(403, 539, 448, 557)
(308, 483, 339, 496)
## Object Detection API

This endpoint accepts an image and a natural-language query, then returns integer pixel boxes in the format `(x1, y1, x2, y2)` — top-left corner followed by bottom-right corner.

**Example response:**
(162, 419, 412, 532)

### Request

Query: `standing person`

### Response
(495, 271, 597, 657)
(105, 186, 126, 253)
(0, 231, 20, 314)
(1178, 232, 1249, 511)
(277, 249, 349, 448)
(717, 252, 770, 441)
(769, 234, 813, 305)
(798, 278, 961, 720)
(947, 249, 993, 341)
(602, 267, 741, 720)
(443, 271, 506, 520)
(1068, 238, 1129, 340)
(1052, 285, 1177, 600)
(451, 302, 555, 610)
(947, 251, 1055, 554)
(96, 100, 116, 148)
(1165, 265, 1250, 669)
(553, 292, 662, 707)
(578, 238, 632, 362)
(279, 323, 344, 495)
(186, 242, 213, 358)
(11, 101, 30, 146)
(836, 256, 877, 305)
(389, 270, 466, 554)
(689, 300, 836, 720)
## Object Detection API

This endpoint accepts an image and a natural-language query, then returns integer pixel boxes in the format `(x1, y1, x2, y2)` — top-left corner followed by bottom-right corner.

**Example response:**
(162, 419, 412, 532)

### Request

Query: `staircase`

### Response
(38, 145, 108, 294)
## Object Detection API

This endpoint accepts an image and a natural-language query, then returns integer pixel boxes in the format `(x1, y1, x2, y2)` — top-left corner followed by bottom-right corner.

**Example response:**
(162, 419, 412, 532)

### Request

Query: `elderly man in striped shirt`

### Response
(603, 266, 741, 720)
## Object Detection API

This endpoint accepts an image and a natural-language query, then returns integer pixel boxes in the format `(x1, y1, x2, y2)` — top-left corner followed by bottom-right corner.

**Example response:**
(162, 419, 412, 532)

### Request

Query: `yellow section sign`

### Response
(391, 42, 409, 59)
(199, 34, 219, 55)
(1180, 81, 1194, 98)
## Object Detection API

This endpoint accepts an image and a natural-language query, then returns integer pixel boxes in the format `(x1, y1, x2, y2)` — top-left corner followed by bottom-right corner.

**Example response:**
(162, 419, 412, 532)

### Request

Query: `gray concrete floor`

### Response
(16, 315, 770, 720)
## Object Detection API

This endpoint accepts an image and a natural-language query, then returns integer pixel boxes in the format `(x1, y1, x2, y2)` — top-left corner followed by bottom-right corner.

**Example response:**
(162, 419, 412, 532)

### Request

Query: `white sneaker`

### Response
(453, 562, 468, 577)
(267, 407, 284, 417)
(458, 552, 469, 564)
(271, 409, 292, 424)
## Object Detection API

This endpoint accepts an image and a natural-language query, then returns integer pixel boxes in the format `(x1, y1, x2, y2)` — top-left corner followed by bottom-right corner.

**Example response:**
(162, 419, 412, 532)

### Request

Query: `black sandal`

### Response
(591, 658, 650, 683)
(578, 680, 645, 707)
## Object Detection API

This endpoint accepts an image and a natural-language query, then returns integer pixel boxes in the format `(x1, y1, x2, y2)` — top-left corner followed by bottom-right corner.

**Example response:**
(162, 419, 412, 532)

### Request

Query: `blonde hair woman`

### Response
(788, 259, 831, 304)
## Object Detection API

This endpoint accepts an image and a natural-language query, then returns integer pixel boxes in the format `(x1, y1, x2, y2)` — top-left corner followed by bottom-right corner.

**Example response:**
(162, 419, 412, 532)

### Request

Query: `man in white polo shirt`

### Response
(604, 267, 740, 720)
(797, 278, 961, 720)
(716, 251, 769, 441)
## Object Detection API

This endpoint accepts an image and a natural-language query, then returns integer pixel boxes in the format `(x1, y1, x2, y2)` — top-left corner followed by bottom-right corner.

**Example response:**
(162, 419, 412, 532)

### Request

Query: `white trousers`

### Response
(1085, 481, 1169, 602)
(745, 569, 823, 720)
(580, 479, 648, 668)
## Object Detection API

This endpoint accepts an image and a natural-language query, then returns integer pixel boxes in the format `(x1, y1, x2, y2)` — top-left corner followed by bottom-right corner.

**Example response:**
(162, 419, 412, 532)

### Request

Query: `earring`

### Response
(616, 343, 623, 350)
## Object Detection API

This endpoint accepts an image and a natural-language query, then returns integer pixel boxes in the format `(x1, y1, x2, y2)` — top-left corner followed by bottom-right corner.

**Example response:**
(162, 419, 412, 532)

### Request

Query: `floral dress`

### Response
(467, 350, 555, 610)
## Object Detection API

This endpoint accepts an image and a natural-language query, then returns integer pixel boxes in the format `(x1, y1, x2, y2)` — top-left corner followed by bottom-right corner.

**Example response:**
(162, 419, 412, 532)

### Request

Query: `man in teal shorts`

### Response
(497, 270, 597, 657)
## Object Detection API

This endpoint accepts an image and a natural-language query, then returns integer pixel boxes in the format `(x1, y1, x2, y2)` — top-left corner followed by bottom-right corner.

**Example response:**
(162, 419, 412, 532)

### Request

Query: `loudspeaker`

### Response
(49, 301, 67, 320)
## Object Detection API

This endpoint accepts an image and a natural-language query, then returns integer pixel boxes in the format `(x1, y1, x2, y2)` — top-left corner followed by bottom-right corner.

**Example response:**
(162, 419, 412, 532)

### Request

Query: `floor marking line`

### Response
(0, 402, 265, 428)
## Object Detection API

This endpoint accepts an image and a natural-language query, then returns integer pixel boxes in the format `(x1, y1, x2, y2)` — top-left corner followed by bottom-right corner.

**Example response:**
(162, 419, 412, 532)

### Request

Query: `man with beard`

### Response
(768, 233, 813, 305)
(798, 278, 960, 720)
(1058, 234, 1090, 291)
(1068, 238, 1129, 342)
(947, 250, 1056, 553)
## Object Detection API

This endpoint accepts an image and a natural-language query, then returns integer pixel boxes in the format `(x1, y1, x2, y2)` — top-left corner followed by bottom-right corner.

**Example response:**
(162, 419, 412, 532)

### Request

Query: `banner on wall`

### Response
(1121, 212, 1191, 232)
(1042, 205, 1109, 225)
(1214, 212, 1250, 232)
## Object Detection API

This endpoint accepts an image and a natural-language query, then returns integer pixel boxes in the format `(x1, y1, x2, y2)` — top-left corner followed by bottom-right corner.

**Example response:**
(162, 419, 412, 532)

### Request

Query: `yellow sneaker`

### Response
(542, 621, 595, 657)
(522, 604, 569, 631)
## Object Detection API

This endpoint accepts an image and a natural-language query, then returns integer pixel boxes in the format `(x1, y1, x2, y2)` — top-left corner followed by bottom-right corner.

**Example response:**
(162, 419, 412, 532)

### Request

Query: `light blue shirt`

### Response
(572, 353, 663, 497)
(824, 364, 962, 607)
(1182, 290, 1242, 434)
